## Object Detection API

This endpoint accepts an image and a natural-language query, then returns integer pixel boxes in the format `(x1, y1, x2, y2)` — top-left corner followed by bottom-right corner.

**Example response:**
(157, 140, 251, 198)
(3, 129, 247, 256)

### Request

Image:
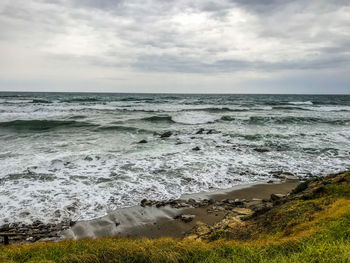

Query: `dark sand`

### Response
(62, 181, 299, 240)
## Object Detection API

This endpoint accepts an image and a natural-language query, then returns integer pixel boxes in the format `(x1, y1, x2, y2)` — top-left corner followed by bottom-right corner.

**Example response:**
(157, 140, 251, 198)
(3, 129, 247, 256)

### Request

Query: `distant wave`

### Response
(30, 99, 52, 104)
(288, 101, 313, 105)
(118, 107, 252, 114)
(310, 106, 350, 112)
(61, 97, 101, 103)
(68, 115, 86, 119)
(96, 125, 153, 133)
(119, 97, 155, 102)
(226, 132, 297, 141)
(0, 119, 96, 130)
(220, 116, 236, 121)
(140, 115, 175, 123)
(221, 116, 349, 125)
(248, 116, 349, 125)
(129, 114, 218, 125)
(187, 107, 249, 113)
(272, 106, 311, 111)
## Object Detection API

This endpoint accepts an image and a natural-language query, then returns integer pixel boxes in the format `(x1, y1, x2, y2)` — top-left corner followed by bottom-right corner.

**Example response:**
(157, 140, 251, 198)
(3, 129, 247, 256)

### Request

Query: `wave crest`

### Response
(0, 119, 96, 131)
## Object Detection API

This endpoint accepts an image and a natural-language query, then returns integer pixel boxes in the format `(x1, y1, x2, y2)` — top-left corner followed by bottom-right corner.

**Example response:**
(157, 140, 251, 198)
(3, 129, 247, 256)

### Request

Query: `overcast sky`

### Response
(0, 0, 349, 94)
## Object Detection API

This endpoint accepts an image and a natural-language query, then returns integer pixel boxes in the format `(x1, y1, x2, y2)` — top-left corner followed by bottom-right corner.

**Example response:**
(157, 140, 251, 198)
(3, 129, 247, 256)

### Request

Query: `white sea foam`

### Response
(288, 101, 313, 105)
(312, 106, 350, 112)
(171, 112, 220, 124)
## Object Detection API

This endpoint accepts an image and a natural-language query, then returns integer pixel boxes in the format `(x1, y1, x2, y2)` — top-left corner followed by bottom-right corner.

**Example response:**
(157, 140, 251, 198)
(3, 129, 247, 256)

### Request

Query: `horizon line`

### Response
(0, 90, 349, 96)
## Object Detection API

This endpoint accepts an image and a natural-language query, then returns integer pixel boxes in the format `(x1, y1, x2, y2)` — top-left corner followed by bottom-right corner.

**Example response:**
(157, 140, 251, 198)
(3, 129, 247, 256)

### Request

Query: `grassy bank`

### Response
(1, 171, 350, 263)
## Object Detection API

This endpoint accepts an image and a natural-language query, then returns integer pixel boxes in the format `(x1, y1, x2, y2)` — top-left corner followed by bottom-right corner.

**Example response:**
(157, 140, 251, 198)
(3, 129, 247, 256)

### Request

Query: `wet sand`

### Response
(62, 180, 299, 240)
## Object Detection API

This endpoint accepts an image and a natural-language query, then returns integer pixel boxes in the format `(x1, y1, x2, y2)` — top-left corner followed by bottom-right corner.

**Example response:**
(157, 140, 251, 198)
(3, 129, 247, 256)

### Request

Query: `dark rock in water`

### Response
(253, 148, 270, 153)
(138, 139, 148, 144)
(160, 131, 172, 138)
(192, 146, 201, 151)
(196, 128, 205, 134)
(267, 180, 274, 184)
(140, 199, 153, 207)
(140, 198, 148, 206)
(84, 156, 93, 161)
(207, 129, 214, 134)
(175, 214, 196, 223)
(156, 201, 166, 208)
(0, 224, 10, 232)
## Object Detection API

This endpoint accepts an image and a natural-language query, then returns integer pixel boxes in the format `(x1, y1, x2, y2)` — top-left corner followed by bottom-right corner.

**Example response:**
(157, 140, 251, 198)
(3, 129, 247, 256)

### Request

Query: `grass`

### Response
(1, 172, 350, 263)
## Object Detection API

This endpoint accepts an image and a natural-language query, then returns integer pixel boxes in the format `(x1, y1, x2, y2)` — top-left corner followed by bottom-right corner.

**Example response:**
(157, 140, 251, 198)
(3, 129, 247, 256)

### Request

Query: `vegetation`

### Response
(1, 171, 350, 263)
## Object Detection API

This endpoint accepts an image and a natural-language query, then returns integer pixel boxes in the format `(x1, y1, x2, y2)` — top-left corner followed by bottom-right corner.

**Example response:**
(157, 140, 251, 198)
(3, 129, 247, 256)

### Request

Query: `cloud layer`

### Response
(0, 0, 349, 93)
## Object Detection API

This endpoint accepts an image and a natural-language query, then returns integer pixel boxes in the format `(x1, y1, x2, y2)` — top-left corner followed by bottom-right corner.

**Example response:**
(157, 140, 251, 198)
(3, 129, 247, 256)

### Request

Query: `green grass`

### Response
(1, 172, 350, 263)
(2, 216, 350, 263)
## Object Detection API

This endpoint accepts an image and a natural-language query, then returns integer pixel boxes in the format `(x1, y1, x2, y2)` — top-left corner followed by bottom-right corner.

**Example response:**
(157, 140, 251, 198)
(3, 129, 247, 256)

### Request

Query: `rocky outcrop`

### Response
(187, 171, 350, 241)
(0, 220, 72, 244)
(160, 131, 173, 138)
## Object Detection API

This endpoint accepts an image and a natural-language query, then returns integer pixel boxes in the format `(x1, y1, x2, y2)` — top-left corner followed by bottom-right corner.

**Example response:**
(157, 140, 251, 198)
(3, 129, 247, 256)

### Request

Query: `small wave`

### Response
(221, 115, 235, 121)
(119, 97, 154, 102)
(311, 106, 350, 112)
(141, 115, 175, 123)
(68, 115, 86, 120)
(248, 116, 349, 125)
(188, 107, 248, 113)
(221, 116, 349, 125)
(288, 101, 313, 105)
(61, 97, 101, 103)
(30, 99, 52, 104)
(0, 119, 96, 131)
(272, 106, 311, 111)
(96, 125, 152, 133)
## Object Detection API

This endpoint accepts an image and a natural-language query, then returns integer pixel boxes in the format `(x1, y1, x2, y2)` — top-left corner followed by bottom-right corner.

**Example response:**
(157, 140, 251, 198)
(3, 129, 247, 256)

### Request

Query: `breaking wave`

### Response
(0, 119, 96, 131)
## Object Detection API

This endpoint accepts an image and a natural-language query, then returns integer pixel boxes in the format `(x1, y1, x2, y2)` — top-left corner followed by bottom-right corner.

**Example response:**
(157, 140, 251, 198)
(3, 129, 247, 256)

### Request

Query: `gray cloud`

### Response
(0, 0, 349, 93)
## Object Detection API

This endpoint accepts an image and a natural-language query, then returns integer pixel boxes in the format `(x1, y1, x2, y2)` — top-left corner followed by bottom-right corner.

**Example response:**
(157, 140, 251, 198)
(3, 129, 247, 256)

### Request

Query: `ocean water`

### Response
(1, 92, 350, 225)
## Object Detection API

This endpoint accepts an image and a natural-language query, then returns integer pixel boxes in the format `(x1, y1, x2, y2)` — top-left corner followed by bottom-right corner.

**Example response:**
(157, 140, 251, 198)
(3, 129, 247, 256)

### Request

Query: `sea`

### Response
(1, 92, 350, 225)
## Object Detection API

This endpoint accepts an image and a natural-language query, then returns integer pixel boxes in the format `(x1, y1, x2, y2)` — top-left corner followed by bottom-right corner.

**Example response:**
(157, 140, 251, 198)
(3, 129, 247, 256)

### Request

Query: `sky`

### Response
(0, 0, 349, 94)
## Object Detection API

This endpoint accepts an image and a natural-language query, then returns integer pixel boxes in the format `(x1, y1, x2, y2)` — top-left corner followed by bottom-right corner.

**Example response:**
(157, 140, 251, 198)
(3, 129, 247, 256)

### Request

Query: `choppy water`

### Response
(1, 92, 350, 225)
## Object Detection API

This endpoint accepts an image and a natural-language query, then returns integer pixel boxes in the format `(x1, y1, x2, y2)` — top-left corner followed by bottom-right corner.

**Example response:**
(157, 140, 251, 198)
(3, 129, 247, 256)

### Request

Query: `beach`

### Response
(1, 178, 299, 244)
(2, 171, 350, 263)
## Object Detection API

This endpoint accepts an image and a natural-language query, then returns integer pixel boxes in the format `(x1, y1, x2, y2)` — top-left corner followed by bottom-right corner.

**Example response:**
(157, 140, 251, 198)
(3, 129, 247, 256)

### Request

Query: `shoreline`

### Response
(62, 179, 299, 240)
(3, 171, 350, 262)
(0, 179, 299, 244)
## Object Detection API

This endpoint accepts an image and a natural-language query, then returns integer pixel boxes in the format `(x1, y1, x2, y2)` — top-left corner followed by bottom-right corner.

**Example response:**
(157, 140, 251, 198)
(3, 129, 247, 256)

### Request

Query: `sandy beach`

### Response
(63, 180, 299, 240)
